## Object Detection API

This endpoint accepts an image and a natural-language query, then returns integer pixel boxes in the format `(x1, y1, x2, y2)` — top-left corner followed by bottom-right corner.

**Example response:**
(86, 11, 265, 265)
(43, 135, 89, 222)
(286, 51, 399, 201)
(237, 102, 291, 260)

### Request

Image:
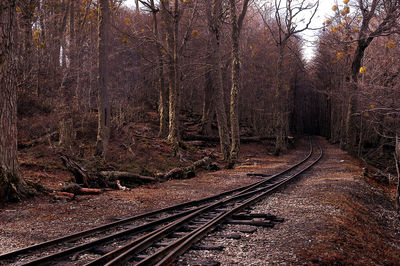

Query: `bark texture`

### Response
(95, 0, 111, 158)
(165, 1, 180, 153)
(206, 0, 231, 160)
(274, 45, 289, 155)
(0, 0, 28, 202)
(200, 55, 214, 136)
(395, 135, 400, 213)
(227, 0, 250, 166)
(153, 0, 168, 138)
(345, 39, 372, 154)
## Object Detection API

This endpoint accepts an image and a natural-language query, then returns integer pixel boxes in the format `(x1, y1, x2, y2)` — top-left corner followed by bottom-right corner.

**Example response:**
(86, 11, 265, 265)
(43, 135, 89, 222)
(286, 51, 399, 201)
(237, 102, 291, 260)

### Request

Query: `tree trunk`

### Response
(227, 0, 249, 166)
(200, 54, 214, 136)
(21, 0, 34, 82)
(135, 0, 139, 13)
(95, 0, 111, 158)
(274, 45, 289, 155)
(69, 0, 76, 72)
(345, 82, 359, 154)
(395, 135, 400, 213)
(158, 64, 169, 138)
(0, 0, 29, 202)
(57, 0, 73, 146)
(206, 0, 231, 161)
(228, 0, 240, 166)
(345, 39, 372, 154)
(167, 1, 180, 154)
(51, 0, 70, 89)
(153, 0, 168, 138)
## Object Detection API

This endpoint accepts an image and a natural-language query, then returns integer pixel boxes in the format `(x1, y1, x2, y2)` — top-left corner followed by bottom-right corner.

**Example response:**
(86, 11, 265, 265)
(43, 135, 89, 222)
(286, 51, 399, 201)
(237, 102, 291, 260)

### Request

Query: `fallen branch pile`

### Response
(59, 155, 213, 197)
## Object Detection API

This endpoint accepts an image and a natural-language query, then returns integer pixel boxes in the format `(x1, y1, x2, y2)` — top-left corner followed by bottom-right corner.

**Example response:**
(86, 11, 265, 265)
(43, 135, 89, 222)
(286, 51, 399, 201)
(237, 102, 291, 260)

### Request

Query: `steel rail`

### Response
(154, 140, 323, 266)
(84, 139, 314, 265)
(1, 138, 314, 265)
(0, 180, 260, 261)
(96, 139, 322, 265)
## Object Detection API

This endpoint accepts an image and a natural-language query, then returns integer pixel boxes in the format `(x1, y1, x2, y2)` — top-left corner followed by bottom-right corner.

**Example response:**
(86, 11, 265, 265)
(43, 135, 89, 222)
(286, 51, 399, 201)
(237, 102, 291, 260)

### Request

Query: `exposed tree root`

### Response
(0, 166, 34, 203)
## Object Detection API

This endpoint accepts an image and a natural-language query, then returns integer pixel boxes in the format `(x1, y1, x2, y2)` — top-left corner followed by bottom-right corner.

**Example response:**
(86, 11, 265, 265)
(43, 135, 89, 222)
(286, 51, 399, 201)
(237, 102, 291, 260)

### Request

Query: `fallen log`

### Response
(62, 183, 102, 194)
(52, 191, 75, 198)
(183, 156, 211, 172)
(19, 131, 59, 149)
(182, 134, 293, 143)
(161, 157, 211, 180)
(60, 155, 213, 189)
(163, 168, 185, 180)
(78, 188, 102, 195)
(98, 171, 158, 184)
(55, 184, 102, 199)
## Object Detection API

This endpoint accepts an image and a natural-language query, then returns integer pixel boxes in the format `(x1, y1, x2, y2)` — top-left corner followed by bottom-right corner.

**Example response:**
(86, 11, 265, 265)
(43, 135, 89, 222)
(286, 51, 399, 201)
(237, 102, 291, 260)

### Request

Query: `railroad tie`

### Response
(192, 245, 225, 251)
(225, 219, 275, 228)
(234, 228, 257, 233)
(232, 213, 285, 223)
(188, 259, 221, 266)
(214, 233, 242, 239)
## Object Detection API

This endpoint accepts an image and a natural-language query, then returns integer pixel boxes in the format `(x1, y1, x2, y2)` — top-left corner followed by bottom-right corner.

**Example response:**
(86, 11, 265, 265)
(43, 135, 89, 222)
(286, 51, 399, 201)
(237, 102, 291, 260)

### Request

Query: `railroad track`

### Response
(0, 138, 322, 266)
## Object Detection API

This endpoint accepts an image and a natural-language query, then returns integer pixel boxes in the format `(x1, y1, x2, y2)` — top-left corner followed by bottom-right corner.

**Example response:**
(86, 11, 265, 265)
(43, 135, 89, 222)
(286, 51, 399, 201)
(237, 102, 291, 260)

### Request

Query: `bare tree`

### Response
(259, 0, 319, 154)
(155, 0, 181, 153)
(138, 0, 169, 137)
(344, 0, 400, 154)
(95, 0, 111, 158)
(161, 0, 197, 154)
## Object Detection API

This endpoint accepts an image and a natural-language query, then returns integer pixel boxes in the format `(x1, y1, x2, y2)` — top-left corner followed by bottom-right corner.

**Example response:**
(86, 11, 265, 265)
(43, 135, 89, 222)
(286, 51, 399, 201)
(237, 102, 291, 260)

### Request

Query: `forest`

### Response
(0, 0, 399, 207)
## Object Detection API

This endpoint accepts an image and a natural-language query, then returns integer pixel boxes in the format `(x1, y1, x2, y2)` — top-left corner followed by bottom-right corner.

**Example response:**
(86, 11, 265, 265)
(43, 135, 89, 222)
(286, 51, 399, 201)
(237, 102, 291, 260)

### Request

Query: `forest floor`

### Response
(1, 135, 400, 264)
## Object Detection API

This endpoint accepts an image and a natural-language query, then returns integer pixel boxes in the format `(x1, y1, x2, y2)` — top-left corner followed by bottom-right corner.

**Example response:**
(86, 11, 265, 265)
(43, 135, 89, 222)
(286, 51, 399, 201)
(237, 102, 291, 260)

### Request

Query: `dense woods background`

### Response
(0, 0, 400, 204)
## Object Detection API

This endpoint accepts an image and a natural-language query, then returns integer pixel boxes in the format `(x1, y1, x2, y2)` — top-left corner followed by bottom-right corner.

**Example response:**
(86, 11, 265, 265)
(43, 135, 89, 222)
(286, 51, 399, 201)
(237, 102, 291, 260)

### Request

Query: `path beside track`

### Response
(179, 137, 400, 265)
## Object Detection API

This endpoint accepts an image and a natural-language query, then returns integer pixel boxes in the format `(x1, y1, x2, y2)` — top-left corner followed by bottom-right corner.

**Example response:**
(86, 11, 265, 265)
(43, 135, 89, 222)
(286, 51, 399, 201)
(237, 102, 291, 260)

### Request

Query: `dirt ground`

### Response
(1, 137, 399, 265)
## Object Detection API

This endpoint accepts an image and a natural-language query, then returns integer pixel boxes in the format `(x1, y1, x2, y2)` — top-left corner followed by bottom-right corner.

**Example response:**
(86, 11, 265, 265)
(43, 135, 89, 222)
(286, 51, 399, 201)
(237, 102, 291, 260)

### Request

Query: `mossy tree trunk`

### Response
(0, 0, 29, 202)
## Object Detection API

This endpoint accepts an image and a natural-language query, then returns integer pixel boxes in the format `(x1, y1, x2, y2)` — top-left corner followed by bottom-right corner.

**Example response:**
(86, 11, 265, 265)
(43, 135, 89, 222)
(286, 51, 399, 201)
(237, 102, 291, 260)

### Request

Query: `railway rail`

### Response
(0, 137, 322, 265)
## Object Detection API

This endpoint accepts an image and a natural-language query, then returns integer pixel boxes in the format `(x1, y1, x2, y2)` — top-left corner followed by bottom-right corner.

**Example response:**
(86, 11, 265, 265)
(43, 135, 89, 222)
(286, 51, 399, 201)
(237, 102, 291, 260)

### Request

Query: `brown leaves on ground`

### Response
(297, 141, 400, 265)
